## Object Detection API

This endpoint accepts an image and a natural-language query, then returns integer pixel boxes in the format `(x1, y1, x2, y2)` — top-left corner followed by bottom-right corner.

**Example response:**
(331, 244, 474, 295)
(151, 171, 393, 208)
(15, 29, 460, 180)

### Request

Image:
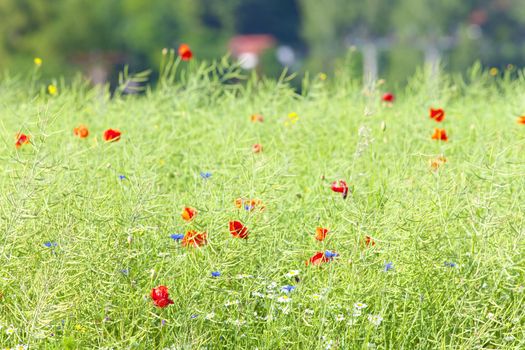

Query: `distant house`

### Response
(228, 34, 276, 69)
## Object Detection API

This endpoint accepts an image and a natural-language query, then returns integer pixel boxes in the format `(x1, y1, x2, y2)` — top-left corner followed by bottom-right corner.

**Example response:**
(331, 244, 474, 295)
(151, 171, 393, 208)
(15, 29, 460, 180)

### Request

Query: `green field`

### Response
(1, 59, 524, 349)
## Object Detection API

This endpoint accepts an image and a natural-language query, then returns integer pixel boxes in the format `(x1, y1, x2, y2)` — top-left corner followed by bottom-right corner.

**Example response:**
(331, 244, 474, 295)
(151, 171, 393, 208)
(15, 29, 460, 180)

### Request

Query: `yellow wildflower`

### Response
(47, 84, 58, 96)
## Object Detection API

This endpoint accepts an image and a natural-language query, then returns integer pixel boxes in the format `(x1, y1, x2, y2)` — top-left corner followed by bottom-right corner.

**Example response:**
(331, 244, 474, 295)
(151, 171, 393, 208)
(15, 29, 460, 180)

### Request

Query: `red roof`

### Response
(228, 35, 276, 56)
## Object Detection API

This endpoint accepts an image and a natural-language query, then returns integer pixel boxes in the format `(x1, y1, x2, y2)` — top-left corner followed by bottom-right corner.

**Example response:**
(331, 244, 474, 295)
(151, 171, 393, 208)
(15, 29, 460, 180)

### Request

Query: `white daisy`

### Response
(5, 326, 16, 335)
(284, 270, 300, 278)
(205, 312, 215, 320)
(368, 314, 383, 326)
(354, 302, 368, 310)
(277, 295, 291, 303)
(335, 314, 345, 322)
(224, 300, 240, 307)
(311, 294, 323, 300)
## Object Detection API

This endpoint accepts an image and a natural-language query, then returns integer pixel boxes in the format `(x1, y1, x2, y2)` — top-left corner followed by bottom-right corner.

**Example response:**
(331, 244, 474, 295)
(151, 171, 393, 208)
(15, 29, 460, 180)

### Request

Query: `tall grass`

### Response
(0, 56, 524, 349)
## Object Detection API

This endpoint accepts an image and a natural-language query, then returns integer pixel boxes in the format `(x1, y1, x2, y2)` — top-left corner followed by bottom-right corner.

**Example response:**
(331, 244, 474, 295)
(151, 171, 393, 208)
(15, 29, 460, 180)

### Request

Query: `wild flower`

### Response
(432, 128, 448, 141)
(181, 207, 197, 221)
(211, 271, 221, 277)
(277, 295, 291, 303)
(354, 302, 368, 310)
(15, 133, 30, 148)
(382, 92, 394, 103)
(224, 300, 240, 307)
(331, 180, 349, 199)
(178, 44, 193, 61)
(368, 314, 383, 326)
(73, 125, 89, 138)
(181, 230, 207, 247)
(250, 114, 264, 122)
(200, 172, 212, 179)
(284, 270, 300, 278)
(429, 108, 445, 122)
(34, 57, 42, 66)
(281, 285, 296, 294)
(169, 234, 185, 242)
(315, 227, 329, 241)
(48, 84, 58, 96)
(335, 314, 345, 322)
(151, 286, 174, 308)
(229, 221, 249, 239)
(103, 129, 121, 142)
(383, 262, 394, 272)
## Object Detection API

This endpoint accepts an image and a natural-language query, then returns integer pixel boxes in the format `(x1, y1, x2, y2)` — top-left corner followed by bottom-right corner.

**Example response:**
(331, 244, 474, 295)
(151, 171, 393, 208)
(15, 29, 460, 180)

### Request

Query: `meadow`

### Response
(0, 54, 524, 349)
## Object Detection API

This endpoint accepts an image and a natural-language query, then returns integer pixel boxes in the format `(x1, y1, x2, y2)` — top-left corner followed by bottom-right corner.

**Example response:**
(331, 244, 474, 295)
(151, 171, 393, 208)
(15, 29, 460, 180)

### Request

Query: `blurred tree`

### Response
(2, 0, 525, 82)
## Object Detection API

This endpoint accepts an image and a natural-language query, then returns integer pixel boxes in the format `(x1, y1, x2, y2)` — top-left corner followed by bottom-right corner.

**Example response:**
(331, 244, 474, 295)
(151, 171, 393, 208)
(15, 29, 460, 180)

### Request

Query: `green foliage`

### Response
(0, 59, 524, 349)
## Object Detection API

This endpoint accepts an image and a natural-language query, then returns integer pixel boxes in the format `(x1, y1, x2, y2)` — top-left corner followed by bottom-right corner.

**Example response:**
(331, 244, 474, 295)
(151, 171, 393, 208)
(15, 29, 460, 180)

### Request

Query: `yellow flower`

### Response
(287, 112, 299, 124)
(489, 67, 499, 76)
(318, 72, 327, 81)
(74, 324, 86, 332)
(34, 57, 42, 67)
(47, 84, 58, 96)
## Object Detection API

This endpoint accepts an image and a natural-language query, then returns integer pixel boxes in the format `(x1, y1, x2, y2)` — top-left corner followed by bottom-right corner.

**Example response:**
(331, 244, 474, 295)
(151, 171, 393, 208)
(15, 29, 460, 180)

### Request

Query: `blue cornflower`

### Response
(383, 262, 394, 272)
(43, 242, 58, 248)
(118, 175, 126, 180)
(120, 269, 129, 275)
(444, 261, 457, 268)
(324, 250, 339, 259)
(281, 285, 296, 294)
(190, 314, 199, 319)
(200, 172, 212, 179)
(211, 271, 221, 277)
(170, 234, 185, 241)
(244, 205, 253, 211)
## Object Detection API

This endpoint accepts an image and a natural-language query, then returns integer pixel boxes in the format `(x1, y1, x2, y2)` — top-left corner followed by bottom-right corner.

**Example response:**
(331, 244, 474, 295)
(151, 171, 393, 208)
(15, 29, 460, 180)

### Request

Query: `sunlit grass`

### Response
(0, 59, 524, 349)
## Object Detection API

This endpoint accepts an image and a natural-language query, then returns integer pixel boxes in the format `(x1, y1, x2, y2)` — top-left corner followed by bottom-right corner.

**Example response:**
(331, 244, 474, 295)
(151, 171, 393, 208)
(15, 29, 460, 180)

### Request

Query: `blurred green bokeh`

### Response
(1, 0, 525, 85)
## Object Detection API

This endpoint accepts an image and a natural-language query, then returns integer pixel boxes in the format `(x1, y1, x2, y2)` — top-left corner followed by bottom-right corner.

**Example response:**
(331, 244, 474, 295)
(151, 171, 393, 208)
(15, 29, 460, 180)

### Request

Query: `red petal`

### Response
(229, 220, 249, 239)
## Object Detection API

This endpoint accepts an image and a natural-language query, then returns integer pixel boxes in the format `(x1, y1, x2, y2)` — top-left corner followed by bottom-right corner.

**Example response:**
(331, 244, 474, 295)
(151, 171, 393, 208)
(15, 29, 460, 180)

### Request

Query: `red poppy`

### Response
(181, 207, 197, 222)
(229, 220, 249, 239)
(234, 198, 265, 211)
(103, 129, 121, 142)
(250, 114, 264, 123)
(151, 285, 174, 308)
(516, 116, 525, 124)
(315, 227, 329, 241)
(181, 230, 207, 247)
(430, 156, 447, 171)
(178, 44, 193, 61)
(430, 108, 445, 122)
(306, 251, 336, 266)
(331, 180, 349, 199)
(363, 235, 376, 248)
(73, 125, 89, 138)
(252, 143, 263, 153)
(382, 93, 394, 103)
(431, 128, 448, 141)
(15, 133, 30, 148)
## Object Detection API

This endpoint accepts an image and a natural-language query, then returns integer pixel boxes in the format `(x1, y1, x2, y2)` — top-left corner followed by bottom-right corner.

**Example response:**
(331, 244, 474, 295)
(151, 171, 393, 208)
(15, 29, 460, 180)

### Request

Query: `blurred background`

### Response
(1, 0, 525, 87)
